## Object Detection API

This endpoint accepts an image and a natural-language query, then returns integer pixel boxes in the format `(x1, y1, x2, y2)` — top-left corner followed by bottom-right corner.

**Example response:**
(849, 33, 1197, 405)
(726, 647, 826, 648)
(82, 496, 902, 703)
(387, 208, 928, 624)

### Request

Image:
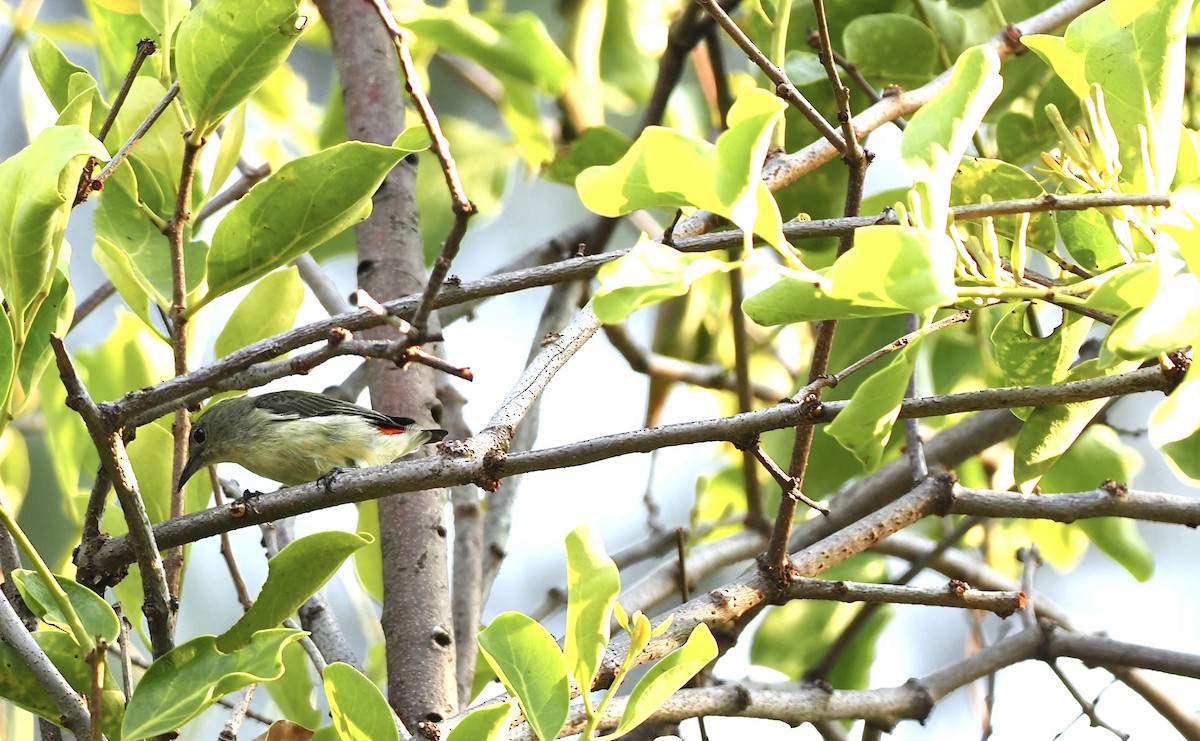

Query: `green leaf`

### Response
(1150, 359, 1200, 475)
(0, 632, 125, 738)
(1024, 0, 1191, 190)
(214, 267, 304, 358)
(353, 499, 384, 603)
(0, 311, 15, 415)
(563, 525, 620, 695)
(610, 623, 717, 738)
(744, 226, 956, 325)
(784, 50, 832, 87)
(217, 531, 370, 653)
(1013, 358, 1141, 492)
(53, 71, 108, 132)
(37, 363, 89, 498)
(577, 87, 787, 247)
(0, 125, 106, 332)
(264, 640, 322, 728)
(81, 0, 163, 92)
(0, 428, 28, 513)
(141, 0, 189, 55)
(75, 312, 174, 406)
(12, 570, 119, 644)
(446, 701, 515, 741)
(715, 87, 789, 236)
(93, 181, 209, 320)
(950, 158, 1054, 256)
(497, 77, 554, 168)
(323, 662, 399, 741)
(826, 341, 920, 471)
(543, 126, 632, 186)
(593, 235, 735, 324)
(990, 305, 1092, 390)
(400, 9, 570, 95)
(469, 646, 499, 704)
(106, 76, 188, 219)
(1101, 271, 1200, 365)
(175, 0, 307, 138)
(200, 141, 408, 307)
(27, 36, 96, 114)
(842, 14, 938, 89)
(15, 267, 73, 402)
(209, 104, 247, 198)
(1039, 426, 1152, 581)
(477, 613, 570, 741)
(1084, 262, 1156, 316)
(900, 45, 1002, 229)
(122, 629, 304, 740)
(127, 420, 182, 524)
(1056, 207, 1127, 273)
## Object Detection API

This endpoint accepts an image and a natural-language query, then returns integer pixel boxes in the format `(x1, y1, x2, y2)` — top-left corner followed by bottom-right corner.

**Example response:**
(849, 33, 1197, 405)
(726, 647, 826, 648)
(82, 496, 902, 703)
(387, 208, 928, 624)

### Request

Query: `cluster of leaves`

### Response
(0, 529, 367, 739)
(588, 0, 1194, 585)
(1, 0, 1199, 737)
(463, 526, 716, 741)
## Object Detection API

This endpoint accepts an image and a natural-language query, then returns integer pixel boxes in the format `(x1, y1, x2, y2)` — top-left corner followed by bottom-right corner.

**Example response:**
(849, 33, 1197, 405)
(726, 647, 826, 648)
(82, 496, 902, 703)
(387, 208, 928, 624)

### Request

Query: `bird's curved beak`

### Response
(178, 454, 205, 491)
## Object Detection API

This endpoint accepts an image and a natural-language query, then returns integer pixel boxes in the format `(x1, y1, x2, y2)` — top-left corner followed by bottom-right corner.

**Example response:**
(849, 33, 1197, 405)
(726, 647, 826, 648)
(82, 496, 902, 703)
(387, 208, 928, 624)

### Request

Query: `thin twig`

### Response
(810, 0, 862, 163)
(816, 38, 905, 129)
(366, 0, 477, 341)
(822, 311, 971, 389)
(193, 162, 271, 229)
(806, 516, 983, 680)
(73, 38, 159, 206)
(116, 612, 133, 704)
(1044, 660, 1129, 739)
(79, 81, 180, 204)
(211, 467, 253, 611)
(294, 253, 351, 315)
(950, 485, 1200, 526)
(751, 444, 829, 515)
(0, 520, 37, 629)
(69, 281, 117, 332)
(603, 323, 787, 402)
(727, 248, 765, 529)
(217, 684, 258, 741)
(762, 0, 876, 573)
(902, 314, 929, 481)
(481, 281, 588, 602)
(97, 39, 158, 143)
(163, 126, 206, 602)
(640, 3, 707, 129)
(52, 336, 176, 656)
(694, 0, 844, 152)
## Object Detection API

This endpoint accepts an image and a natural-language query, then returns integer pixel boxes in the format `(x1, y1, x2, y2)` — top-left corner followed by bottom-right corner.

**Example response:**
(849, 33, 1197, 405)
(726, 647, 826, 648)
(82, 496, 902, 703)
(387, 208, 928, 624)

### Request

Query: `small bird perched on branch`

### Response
(178, 390, 448, 489)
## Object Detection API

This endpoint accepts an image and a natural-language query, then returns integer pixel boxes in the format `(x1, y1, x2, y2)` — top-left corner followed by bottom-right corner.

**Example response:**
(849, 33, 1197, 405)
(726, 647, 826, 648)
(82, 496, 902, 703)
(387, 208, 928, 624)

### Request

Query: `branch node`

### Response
(1100, 479, 1128, 498)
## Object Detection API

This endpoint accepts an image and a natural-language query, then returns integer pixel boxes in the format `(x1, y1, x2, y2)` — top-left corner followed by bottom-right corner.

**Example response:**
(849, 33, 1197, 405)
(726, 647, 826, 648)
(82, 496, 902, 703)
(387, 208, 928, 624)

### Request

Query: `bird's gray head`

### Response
(178, 396, 258, 490)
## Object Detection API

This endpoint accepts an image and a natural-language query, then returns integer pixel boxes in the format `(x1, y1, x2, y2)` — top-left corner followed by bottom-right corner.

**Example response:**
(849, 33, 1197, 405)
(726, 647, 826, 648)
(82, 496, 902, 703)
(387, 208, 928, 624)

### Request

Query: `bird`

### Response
(178, 390, 448, 489)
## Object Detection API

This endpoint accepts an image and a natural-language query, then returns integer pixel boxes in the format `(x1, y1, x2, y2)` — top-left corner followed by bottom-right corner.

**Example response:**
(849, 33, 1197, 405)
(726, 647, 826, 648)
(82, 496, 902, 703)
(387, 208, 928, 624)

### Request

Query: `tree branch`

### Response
(89, 365, 1174, 572)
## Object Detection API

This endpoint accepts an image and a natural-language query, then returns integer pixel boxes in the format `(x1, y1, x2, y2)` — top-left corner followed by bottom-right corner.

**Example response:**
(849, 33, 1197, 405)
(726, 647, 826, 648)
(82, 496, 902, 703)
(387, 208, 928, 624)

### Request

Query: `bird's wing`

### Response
(254, 391, 416, 430)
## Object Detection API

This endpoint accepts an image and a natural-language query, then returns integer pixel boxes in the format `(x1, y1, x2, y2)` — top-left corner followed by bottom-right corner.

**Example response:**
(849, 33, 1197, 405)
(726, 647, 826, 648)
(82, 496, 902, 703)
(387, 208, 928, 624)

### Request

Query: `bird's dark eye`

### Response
(192, 426, 207, 444)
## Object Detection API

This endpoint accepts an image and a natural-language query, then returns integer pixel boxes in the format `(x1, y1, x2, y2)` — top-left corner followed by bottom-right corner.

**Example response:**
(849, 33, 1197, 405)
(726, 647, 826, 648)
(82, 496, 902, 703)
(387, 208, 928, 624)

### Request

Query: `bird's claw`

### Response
(317, 467, 349, 496)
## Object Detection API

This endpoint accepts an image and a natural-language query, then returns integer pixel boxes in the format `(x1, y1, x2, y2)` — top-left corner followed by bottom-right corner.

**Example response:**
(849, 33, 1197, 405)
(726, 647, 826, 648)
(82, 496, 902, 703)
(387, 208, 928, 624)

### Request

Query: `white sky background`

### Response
(3, 5, 1199, 738)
